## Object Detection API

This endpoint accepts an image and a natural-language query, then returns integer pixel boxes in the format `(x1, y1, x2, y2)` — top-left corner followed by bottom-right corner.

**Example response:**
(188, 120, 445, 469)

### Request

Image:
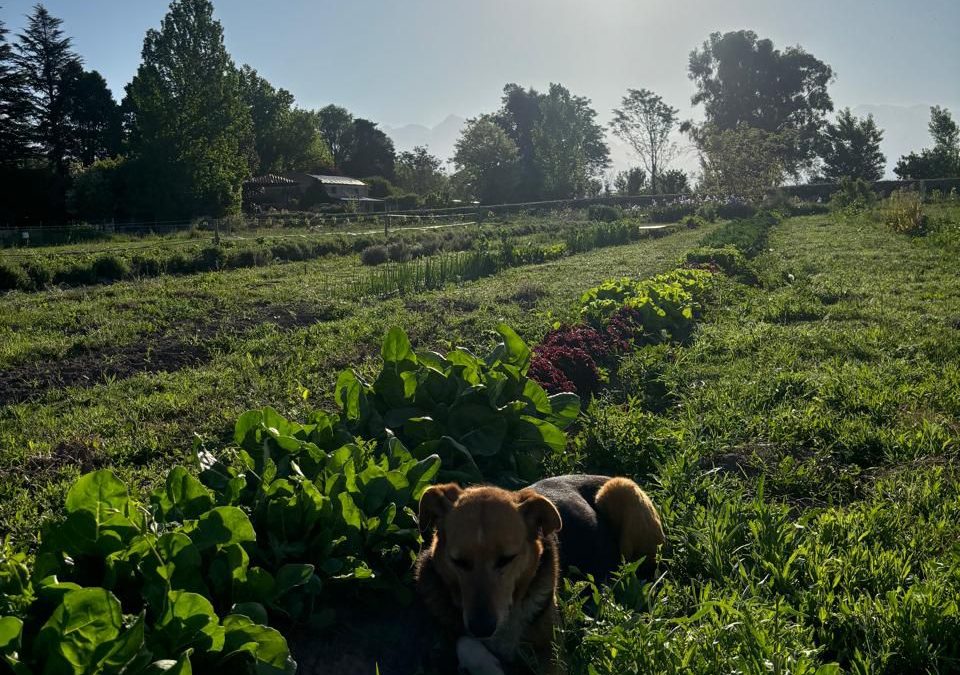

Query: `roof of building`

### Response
(307, 174, 367, 186)
(244, 174, 298, 187)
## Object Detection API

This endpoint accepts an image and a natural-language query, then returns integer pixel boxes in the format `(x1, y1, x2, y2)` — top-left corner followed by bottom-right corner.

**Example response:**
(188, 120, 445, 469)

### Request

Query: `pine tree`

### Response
(819, 108, 886, 181)
(0, 12, 30, 164)
(125, 0, 253, 218)
(15, 3, 80, 174)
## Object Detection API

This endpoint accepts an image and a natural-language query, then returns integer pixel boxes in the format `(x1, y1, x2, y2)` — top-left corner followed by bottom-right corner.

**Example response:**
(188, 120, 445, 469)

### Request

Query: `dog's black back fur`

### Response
(529, 474, 620, 581)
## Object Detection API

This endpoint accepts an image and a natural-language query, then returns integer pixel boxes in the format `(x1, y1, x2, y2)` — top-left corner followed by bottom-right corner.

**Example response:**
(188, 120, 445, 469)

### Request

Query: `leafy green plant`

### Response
(578, 268, 712, 332)
(334, 326, 579, 485)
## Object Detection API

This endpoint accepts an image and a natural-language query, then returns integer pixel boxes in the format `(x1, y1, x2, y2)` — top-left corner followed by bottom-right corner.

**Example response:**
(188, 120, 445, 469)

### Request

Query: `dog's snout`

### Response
(465, 610, 498, 639)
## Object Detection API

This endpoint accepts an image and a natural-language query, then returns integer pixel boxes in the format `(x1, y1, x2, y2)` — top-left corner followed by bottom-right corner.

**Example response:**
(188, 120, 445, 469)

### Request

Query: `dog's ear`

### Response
(418, 483, 463, 535)
(517, 490, 562, 537)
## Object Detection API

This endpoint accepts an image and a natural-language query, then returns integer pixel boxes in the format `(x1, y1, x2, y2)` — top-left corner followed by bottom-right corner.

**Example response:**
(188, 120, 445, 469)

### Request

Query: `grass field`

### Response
(2, 202, 959, 674)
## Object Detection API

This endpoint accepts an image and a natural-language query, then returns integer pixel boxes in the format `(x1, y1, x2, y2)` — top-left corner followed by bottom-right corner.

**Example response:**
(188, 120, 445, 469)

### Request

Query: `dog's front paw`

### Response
(456, 636, 505, 675)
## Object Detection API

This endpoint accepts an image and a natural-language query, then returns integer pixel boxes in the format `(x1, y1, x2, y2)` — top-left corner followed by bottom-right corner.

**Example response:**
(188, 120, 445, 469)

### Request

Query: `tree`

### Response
(0, 13, 30, 164)
(341, 118, 395, 179)
(895, 107, 960, 179)
(62, 64, 122, 166)
(658, 168, 690, 194)
(395, 145, 446, 196)
(15, 4, 81, 176)
(452, 117, 518, 204)
(279, 108, 333, 173)
(236, 67, 332, 174)
(317, 104, 353, 169)
(686, 30, 834, 177)
(494, 84, 542, 199)
(610, 89, 679, 193)
(531, 83, 609, 199)
(895, 106, 960, 179)
(817, 108, 886, 182)
(698, 125, 790, 200)
(613, 167, 646, 195)
(237, 64, 293, 174)
(125, 0, 253, 218)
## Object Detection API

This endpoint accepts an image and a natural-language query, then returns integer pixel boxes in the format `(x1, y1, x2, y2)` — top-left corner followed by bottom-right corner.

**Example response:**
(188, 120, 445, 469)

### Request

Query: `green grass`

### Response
(553, 207, 960, 673)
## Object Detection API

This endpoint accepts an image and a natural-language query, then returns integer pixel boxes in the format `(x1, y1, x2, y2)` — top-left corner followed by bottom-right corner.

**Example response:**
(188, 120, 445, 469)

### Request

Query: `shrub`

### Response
(649, 202, 696, 223)
(884, 189, 927, 235)
(56, 260, 98, 286)
(91, 254, 130, 281)
(716, 200, 757, 220)
(198, 246, 227, 271)
(696, 202, 719, 222)
(386, 240, 409, 262)
(360, 244, 389, 266)
(22, 259, 52, 289)
(0, 260, 30, 291)
(587, 204, 622, 222)
(830, 176, 878, 213)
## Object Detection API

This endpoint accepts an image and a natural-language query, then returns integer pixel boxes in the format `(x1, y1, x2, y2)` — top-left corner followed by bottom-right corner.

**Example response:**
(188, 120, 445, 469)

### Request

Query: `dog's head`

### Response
(418, 483, 562, 639)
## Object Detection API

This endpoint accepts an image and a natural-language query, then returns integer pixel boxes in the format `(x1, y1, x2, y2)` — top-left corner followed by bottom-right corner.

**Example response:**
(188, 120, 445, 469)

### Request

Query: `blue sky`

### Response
(2, 0, 958, 174)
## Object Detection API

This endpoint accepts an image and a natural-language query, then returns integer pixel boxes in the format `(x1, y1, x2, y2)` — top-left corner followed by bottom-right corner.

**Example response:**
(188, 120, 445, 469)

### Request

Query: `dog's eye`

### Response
(495, 554, 517, 569)
(451, 557, 473, 571)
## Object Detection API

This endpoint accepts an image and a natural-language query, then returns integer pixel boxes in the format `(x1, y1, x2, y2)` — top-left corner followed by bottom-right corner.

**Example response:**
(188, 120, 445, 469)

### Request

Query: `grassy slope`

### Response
(556, 210, 960, 673)
(0, 222, 710, 544)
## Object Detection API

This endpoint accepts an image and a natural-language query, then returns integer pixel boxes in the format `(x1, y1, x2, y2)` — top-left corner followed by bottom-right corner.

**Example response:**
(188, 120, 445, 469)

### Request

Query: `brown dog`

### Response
(415, 475, 665, 673)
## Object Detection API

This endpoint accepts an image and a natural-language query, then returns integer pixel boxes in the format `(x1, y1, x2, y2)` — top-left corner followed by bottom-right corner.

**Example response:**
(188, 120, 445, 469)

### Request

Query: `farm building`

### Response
(286, 173, 385, 211)
(242, 173, 386, 212)
(241, 174, 300, 210)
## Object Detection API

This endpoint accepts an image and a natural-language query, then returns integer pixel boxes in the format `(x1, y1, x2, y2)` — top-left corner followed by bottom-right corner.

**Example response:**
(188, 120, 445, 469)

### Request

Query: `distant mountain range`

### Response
(382, 114, 467, 167)
(384, 104, 957, 180)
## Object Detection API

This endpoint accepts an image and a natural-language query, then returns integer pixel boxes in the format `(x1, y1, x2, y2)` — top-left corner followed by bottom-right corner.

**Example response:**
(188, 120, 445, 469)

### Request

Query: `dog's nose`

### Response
(465, 611, 498, 639)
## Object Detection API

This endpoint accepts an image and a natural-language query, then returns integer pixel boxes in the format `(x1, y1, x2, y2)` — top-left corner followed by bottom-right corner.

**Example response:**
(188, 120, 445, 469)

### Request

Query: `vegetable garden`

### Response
(2, 201, 960, 673)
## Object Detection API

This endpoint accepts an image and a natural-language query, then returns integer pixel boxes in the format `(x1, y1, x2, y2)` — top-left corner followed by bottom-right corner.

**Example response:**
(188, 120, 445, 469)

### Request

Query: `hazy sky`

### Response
(2, 0, 959, 173)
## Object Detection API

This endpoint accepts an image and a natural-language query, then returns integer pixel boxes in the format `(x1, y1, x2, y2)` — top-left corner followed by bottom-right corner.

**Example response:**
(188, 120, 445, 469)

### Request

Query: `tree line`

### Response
(0, 2, 957, 225)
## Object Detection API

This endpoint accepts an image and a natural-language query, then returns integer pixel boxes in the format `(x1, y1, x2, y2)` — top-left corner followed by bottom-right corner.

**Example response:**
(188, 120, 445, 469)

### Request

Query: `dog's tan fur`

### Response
(415, 476, 664, 673)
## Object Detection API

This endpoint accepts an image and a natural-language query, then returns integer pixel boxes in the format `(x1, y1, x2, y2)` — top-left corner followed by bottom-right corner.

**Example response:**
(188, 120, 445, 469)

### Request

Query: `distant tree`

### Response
(279, 108, 333, 173)
(341, 118, 395, 179)
(317, 104, 353, 169)
(68, 156, 125, 221)
(494, 84, 542, 199)
(62, 64, 122, 166)
(817, 108, 885, 182)
(686, 30, 834, 177)
(614, 167, 646, 195)
(0, 13, 30, 164)
(361, 175, 396, 199)
(452, 117, 518, 204)
(125, 0, 253, 217)
(610, 89, 679, 193)
(395, 145, 446, 196)
(658, 168, 690, 194)
(236, 67, 332, 174)
(237, 64, 293, 174)
(895, 106, 960, 179)
(698, 125, 790, 199)
(15, 3, 81, 175)
(531, 83, 609, 199)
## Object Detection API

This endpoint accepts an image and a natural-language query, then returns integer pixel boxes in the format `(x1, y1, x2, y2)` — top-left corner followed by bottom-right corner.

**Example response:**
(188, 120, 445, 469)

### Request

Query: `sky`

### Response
(2, 0, 959, 176)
